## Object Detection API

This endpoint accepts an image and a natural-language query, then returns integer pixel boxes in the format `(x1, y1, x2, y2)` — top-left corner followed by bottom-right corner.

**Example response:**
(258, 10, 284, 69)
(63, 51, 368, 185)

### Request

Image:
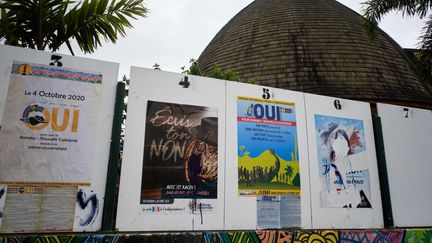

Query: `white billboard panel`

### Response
(378, 103, 432, 227)
(305, 93, 383, 228)
(225, 82, 311, 229)
(0, 45, 119, 232)
(116, 67, 225, 231)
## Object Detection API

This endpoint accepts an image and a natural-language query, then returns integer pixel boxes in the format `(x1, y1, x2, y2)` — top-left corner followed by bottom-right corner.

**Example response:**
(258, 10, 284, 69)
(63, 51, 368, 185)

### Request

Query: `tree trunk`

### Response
(36, 0, 43, 50)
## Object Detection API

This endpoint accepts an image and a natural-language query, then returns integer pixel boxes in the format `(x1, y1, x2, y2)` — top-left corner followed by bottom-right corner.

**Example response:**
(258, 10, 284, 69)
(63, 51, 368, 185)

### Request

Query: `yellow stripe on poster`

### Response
(237, 96, 295, 106)
(0, 181, 91, 187)
(239, 189, 300, 196)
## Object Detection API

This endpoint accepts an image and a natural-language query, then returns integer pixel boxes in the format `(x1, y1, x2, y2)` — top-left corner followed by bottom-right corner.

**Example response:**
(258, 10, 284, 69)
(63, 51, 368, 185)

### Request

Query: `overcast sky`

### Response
(62, 0, 426, 79)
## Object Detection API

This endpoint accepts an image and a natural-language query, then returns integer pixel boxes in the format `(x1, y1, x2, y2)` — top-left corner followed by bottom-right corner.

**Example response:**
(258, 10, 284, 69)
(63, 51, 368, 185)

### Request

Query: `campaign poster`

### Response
(257, 196, 280, 229)
(141, 100, 218, 204)
(256, 195, 301, 229)
(315, 115, 372, 208)
(0, 61, 103, 184)
(237, 96, 300, 196)
(0, 186, 76, 233)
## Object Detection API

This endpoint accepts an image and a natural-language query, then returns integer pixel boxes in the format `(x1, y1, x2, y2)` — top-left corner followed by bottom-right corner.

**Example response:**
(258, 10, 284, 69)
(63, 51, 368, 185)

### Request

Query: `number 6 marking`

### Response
(334, 100, 342, 110)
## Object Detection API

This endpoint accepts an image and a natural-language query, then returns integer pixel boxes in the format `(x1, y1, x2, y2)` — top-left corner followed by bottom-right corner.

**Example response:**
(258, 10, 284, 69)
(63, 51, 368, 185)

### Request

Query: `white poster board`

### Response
(377, 103, 432, 227)
(0, 45, 118, 232)
(305, 93, 383, 228)
(116, 68, 225, 231)
(225, 82, 311, 230)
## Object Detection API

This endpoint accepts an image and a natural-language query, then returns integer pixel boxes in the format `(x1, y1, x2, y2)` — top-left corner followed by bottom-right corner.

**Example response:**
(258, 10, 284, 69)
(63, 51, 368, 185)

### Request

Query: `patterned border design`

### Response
(0, 229, 430, 243)
(11, 63, 102, 84)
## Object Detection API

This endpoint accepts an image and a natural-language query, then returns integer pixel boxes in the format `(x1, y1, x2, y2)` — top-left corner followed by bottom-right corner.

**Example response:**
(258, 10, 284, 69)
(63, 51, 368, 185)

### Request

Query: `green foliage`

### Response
(211, 64, 259, 84)
(362, 0, 432, 82)
(284, 165, 294, 183)
(212, 64, 241, 82)
(0, 0, 147, 54)
(246, 76, 259, 85)
(181, 59, 259, 83)
(182, 59, 201, 75)
(292, 173, 300, 187)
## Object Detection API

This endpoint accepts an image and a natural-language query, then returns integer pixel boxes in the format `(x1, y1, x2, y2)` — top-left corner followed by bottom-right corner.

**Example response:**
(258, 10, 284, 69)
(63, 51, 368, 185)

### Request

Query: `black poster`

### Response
(141, 101, 218, 204)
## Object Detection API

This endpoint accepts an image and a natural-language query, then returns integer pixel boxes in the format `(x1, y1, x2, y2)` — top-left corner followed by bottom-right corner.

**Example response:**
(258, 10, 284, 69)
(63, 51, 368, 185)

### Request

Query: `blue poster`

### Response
(237, 96, 300, 196)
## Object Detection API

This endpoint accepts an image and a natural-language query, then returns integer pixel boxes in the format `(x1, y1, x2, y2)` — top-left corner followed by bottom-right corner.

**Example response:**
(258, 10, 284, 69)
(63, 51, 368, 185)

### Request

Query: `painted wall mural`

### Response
(339, 229, 404, 243)
(404, 229, 432, 243)
(2, 229, 431, 243)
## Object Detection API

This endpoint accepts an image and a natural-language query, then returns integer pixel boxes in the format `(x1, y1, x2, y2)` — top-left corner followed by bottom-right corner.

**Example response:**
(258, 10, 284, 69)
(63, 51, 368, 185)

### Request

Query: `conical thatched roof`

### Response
(198, 0, 432, 107)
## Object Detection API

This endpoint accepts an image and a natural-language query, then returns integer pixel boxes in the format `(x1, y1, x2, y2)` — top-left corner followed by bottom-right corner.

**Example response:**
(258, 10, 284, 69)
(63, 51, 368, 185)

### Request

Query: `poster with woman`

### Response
(305, 93, 383, 229)
(314, 115, 372, 208)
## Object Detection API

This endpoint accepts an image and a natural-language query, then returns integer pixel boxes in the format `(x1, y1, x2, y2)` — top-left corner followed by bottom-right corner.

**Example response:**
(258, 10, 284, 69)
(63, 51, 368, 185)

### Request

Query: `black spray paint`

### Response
(77, 189, 99, 227)
(0, 187, 4, 218)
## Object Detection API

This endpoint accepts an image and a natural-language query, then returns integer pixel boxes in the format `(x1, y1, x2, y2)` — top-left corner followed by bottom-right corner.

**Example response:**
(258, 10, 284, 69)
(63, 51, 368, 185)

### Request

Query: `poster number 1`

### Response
(262, 88, 270, 99)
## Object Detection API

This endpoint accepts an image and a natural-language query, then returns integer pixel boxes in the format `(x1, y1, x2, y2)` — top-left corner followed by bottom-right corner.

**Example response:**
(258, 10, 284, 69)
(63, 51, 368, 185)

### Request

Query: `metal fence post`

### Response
(101, 81, 125, 231)
(372, 114, 394, 228)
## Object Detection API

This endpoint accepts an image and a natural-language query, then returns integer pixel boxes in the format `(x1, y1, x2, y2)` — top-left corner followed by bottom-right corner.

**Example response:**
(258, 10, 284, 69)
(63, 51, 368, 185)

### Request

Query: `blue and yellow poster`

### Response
(237, 96, 300, 196)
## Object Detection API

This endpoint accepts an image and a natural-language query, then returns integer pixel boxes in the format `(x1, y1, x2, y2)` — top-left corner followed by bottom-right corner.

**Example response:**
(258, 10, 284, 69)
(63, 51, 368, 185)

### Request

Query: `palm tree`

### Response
(362, 0, 432, 81)
(0, 0, 147, 55)
(284, 165, 293, 184)
(267, 149, 280, 183)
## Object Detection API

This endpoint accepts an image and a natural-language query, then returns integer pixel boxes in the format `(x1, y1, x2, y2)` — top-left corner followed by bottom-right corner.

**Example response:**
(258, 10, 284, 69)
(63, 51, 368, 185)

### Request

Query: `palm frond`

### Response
(417, 15, 432, 81)
(61, 0, 147, 53)
(0, 0, 147, 54)
(361, 0, 428, 36)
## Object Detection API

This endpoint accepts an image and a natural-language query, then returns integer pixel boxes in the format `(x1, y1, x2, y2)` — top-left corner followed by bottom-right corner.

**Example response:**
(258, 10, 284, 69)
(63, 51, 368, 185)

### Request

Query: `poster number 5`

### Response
(262, 88, 270, 99)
